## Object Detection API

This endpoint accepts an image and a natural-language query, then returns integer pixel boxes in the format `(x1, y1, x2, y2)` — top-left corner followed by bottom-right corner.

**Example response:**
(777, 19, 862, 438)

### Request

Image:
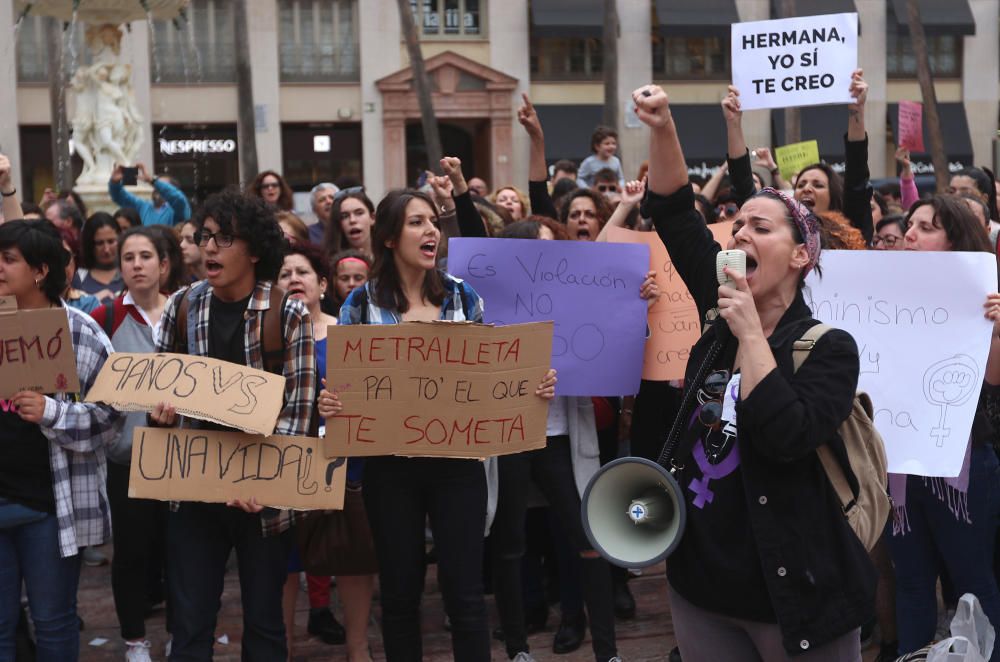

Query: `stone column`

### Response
(245, 0, 283, 172)
(856, 0, 888, 177)
(735, 0, 771, 154)
(489, 0, 530, 192)
(120, 21, 154, 171)
(964, 0, 1000, 169)
(383, 117, 407, 191)
(489, 108, 514, 187)
(0, 0, 23, 191)
(359, 1, 401, 201)
(616, 0, 652, 181)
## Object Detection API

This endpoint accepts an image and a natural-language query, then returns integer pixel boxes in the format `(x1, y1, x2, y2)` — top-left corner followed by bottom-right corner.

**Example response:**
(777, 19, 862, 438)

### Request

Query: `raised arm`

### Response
(109, 164, 152, 215)
(722, 86, 756, 205)
(143, 163, 192, 224)
(0, 154, 23, 221)
(843, 68, 874, 243)
(441, 156, 487, 238)
(596, 178, 645, 242)
(698, 162, 728, 205)
(896, 147, 919, 211)
(518, 94, 559, 219)
(635, 86, 688, 196)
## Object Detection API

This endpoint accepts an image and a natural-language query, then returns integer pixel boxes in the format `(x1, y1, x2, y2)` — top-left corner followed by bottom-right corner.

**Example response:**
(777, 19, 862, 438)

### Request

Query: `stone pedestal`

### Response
(75, 182, 152, 215)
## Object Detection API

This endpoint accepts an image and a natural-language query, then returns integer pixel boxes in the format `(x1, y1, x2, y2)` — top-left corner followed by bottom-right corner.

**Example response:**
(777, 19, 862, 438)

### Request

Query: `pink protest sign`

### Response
(898, 101, 925, 152)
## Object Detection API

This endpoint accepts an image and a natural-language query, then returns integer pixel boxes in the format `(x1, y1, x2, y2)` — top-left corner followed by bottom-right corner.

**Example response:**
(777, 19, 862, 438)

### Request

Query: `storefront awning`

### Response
(889, 0, 975, 36)
(769, 0, 857, 18)
(530, 0, 604, 38)
(887, 102, 974, 168)
(654, 0, 739, 38)
(771, 106, 849, 165)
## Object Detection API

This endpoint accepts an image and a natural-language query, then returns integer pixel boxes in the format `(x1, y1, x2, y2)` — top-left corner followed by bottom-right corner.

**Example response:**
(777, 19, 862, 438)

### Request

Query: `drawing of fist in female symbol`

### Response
(923, 355, 980, 447)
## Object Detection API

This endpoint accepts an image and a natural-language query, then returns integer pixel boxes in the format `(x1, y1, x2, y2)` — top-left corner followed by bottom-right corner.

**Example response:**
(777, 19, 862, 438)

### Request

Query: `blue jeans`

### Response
(166, 502, 292, 661)
(889, 444, 1000, 660)
(0, 514, 83, 662)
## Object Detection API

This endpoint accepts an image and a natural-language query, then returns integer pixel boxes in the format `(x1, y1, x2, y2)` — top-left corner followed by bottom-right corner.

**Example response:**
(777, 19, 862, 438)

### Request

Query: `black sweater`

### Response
(648, 184, 876, 655)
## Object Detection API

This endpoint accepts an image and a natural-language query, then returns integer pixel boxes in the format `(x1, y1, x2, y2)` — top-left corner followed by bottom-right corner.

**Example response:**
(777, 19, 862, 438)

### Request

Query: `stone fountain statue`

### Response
(71, 24, 144, 186)
(16, 0, 189, 211)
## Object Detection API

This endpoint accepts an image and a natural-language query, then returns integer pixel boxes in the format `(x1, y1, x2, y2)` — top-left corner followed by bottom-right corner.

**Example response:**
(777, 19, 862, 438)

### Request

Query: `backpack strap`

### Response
(261, 285, 288, 376)
(792, 322, 857, 509)
(99, 302, 115, 339)
(175, 292, 190, 354)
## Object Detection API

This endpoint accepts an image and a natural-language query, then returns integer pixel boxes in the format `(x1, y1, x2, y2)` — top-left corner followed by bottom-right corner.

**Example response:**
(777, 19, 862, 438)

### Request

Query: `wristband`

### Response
(1, 188, 16, 197)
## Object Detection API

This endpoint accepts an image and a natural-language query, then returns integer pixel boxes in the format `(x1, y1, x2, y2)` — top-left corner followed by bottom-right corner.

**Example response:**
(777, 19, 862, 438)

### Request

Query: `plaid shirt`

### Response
(156, 280, 316, 537)
(40, 305, 124, 558)
(340, 272, 484, 325)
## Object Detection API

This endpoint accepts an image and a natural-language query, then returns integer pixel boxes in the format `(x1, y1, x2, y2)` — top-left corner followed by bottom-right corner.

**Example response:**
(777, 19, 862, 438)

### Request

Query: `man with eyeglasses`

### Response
(148, 190, 316, 660)
(307, 182, 339, 245)
(591, 168, 622, 204)
(109, 163, 192, 226)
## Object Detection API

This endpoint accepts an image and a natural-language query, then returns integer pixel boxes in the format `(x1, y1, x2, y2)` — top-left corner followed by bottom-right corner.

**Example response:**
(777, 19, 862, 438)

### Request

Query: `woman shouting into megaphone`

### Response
(632, 84, 875, 661)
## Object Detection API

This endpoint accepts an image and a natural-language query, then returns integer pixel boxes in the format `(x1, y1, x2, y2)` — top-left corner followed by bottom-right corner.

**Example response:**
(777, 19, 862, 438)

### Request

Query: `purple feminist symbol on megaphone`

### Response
(922, 355, 979, 447)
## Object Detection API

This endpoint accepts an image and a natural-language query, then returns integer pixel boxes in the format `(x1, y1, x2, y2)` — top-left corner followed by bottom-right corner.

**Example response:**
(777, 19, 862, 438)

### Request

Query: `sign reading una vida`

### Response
(128, 427, 345, 510)
(86, 353, 286, 436)
(806, 251, 998, 478)
(324, 321, 553, 458)
(448, 238, 649, 395)
(732, 12, 858, 111)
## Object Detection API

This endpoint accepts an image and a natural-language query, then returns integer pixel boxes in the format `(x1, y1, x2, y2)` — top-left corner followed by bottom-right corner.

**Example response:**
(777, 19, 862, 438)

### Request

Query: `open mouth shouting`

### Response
(205, 259, 223, 279)
(420, 240, 438, 259)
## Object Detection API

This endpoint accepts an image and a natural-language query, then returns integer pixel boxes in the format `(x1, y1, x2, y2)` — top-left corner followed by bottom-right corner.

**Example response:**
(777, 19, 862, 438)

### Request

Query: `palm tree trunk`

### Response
(234, 0, 258, 187)
(46, 17, 73, 192)
(905, 0, 949, 192)
(397, 0, 442, 174)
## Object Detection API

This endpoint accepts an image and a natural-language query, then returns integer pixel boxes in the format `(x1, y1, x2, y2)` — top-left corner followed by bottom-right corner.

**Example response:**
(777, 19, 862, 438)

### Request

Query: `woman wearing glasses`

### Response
(248, 170, 295, 212)
(873, 215, 907, 251)
(633, 83, 875, 661)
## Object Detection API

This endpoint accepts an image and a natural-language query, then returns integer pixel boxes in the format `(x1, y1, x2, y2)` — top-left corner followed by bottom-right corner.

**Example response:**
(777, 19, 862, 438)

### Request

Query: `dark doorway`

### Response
(405, 121, 478, 188)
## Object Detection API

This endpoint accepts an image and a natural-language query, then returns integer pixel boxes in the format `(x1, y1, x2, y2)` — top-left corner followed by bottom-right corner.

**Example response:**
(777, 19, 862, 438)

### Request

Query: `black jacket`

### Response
(648, 185, 877, 656)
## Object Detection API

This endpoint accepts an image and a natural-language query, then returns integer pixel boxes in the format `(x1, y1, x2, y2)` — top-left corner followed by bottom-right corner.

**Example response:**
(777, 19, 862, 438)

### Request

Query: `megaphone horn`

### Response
(581, 457, 687, 568)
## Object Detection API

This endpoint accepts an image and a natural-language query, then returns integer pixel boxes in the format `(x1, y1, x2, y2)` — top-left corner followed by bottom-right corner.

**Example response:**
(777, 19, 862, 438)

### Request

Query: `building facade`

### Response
(2, 0, 997, 205)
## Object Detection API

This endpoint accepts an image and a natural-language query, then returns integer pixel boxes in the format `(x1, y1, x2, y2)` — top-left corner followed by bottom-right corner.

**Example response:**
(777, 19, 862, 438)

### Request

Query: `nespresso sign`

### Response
(158, 139, 237, 156)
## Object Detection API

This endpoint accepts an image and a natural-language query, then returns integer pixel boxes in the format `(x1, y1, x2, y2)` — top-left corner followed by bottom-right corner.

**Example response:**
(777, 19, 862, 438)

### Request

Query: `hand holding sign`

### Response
(11, 391, 46, 424)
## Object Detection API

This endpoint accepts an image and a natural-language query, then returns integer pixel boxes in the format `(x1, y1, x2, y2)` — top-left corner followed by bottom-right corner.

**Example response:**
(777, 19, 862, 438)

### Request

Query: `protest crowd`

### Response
(6, 9, 1000, 662)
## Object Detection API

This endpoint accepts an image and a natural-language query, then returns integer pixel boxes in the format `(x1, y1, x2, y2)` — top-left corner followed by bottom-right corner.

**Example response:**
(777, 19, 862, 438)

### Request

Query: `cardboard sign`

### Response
(607, 223, 734, 381)
(86, 352, 286, 436)
(732, 12, 858, 111)
(775, 140, 821, 180)
(0, 304, 81, 398)
(325, 321, 553, 458)
(898, 101, 925, 152)
(448, 238, 649, 395)
(128, 427, 345, 510)
(806, 251, 998, 478)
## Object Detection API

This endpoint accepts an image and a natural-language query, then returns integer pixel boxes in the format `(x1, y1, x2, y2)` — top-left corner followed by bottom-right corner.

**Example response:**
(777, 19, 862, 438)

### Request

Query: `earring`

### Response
(320, 292, 325, 300)
(35, 279, 41, 288)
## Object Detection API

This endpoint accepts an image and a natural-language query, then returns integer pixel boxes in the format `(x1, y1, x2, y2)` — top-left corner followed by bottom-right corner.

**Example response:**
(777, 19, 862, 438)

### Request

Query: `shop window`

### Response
(886, 31, 961, 78)
(652, 36, 730, 80)
(409, 0, 483, 38)
(150, 0, 236, 83)
(279, 0, 359, 82)
(530, 37, 602, 81)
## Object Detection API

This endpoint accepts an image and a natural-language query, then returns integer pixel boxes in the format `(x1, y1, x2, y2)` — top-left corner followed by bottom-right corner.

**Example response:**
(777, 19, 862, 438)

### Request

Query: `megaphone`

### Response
(581, 457, 686, 568)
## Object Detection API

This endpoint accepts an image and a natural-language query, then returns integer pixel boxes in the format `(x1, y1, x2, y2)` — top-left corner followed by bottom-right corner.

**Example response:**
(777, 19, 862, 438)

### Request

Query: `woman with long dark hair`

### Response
(318, 189, 557, 661)
(247, 170, 295, 211)
(75, 212, 124, 305)
(888, 196, 1000, 661)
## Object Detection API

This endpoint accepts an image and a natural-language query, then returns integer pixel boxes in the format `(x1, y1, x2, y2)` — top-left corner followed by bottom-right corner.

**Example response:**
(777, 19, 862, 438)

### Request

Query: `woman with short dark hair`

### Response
(0, 219, 122, 660)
